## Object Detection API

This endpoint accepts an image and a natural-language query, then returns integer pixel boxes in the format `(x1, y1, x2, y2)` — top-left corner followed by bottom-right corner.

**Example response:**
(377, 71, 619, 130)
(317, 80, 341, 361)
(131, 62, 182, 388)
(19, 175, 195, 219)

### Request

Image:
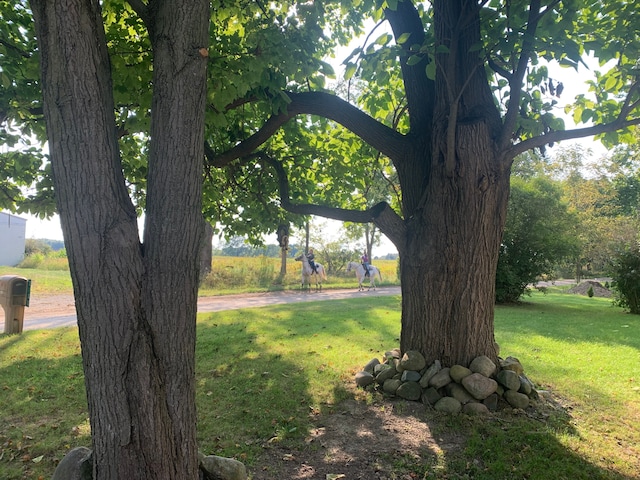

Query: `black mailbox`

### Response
(0, 275, 31, 334)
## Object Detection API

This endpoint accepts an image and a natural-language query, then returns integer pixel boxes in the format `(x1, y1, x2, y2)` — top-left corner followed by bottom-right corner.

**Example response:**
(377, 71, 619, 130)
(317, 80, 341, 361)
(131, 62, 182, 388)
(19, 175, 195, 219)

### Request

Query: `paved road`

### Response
(21, 286, 402, 331)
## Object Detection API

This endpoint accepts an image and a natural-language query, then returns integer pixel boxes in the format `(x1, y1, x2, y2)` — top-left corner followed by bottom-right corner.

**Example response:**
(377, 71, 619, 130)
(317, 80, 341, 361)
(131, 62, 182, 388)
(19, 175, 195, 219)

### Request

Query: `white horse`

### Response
(347, 261, 382, 291)
(295, 254, 327, 291)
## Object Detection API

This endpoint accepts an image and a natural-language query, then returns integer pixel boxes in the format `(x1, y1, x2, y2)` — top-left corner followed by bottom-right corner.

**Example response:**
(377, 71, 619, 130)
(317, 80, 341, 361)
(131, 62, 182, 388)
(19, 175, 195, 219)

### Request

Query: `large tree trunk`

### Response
(30, 0, 209, 478)
(399, 127, 510, 367)
(396, 0, 509, 367)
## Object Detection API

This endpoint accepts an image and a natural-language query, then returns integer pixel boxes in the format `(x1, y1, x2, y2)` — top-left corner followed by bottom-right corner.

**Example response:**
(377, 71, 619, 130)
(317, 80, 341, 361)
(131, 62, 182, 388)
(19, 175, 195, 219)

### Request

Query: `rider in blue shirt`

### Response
(307, 248, 318, 273)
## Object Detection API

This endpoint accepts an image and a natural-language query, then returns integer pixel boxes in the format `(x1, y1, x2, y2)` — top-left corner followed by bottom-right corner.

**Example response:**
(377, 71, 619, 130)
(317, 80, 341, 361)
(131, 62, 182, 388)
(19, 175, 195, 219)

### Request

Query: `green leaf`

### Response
(425, 61, 436, 80)
(344, 62, 357, 80)
(396, 32, 411, 45)
(406, 54, 422, 66)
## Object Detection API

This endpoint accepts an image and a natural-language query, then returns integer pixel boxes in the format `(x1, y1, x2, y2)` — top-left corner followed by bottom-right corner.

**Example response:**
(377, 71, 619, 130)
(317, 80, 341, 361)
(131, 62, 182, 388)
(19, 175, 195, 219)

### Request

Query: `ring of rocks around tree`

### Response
(354, 349, 539, 414)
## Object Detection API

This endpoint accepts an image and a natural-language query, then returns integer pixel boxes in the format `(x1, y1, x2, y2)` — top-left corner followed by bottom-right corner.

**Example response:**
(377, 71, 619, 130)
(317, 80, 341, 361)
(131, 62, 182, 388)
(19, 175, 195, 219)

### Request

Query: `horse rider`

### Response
(307, 248, 318, 274)
(361, 251, 370, 277)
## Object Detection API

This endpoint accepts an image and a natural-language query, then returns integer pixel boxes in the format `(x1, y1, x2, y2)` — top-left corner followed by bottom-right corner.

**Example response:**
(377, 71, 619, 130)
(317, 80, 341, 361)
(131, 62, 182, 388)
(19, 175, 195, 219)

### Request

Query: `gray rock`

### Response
(446, 382, 476, 405)
(482, 393, 499, 411)
(51, 447, 93, 480)
(500, 356, 524, 375)
(201, 454, 247, 480)
(504, 390, 530, 409)
(363, 358, 380, 374)
(400, 370, 422, 382)
(461, 373, 498, 400)
(421, 387, 442, 406)
(449, 365, 472, 383)
(469, 355, 496, 377)
(393, 358, 405, 373)
(382, 378, 402, 395)
(355, 371, 375, 387)
(463, 402, 491, 415)
(373, 363, 398, 385)
(428, 367, 452, 389)
(375, 365, 397, 385)
(400, 350, 427, 372)
(419, 360, 441, 388)
(519, 375, 534, 395)
(385, 348, 402, 360)
(496, 369, 521, 391)
(396, 381, 422, 401)
(434, 396, 462, 413)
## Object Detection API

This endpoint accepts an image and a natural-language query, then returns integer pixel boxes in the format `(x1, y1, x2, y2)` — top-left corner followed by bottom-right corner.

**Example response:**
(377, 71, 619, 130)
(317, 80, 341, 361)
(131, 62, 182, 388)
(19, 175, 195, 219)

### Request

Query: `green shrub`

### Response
(587, 285, 594, 298)
(18, 252, 45, 268)
(609, 246, 640, 314)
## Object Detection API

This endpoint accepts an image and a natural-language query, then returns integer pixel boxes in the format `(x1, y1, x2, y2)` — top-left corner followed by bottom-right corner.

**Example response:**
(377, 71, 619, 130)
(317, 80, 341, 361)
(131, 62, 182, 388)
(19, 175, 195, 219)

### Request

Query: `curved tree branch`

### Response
(499, 0, 543, 151)
(506, 115, 640, 160)
(259, 153, 406, 249)
(209, 91, 408, 167)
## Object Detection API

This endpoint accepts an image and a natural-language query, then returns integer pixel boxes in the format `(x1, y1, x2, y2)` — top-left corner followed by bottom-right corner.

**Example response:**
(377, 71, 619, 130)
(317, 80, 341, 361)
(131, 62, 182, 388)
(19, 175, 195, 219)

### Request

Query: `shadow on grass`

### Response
(194, 296, 636, 479)
(0, 328, 88, 480)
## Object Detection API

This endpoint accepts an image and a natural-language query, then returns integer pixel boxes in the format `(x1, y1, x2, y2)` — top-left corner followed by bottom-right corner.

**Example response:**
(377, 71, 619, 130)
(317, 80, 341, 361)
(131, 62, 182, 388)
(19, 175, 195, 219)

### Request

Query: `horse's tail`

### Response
(321, 266, 327, 280)
(377, 268, 383, 281)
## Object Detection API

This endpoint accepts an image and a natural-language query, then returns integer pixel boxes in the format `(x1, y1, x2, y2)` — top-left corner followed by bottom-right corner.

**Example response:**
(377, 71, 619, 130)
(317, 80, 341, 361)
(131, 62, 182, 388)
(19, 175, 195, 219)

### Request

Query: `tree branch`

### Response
(499, 0, 543, 150)
(506, 116, 640, 160)
(209, 91, 408, 167)
(259, 153, 406, 250)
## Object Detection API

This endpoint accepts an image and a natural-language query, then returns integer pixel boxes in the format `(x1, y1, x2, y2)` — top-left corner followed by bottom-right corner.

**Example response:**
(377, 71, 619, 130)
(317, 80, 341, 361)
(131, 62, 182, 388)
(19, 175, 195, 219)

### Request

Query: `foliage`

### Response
(23, 238, 51, 256)
(496, 176, 580, 303)
(609, 245, 640, 314)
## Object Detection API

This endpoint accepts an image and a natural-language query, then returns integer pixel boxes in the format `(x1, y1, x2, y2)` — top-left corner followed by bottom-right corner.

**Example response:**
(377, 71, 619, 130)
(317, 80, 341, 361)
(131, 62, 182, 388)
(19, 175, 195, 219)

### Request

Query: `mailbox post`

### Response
(0, 275, 31, 334)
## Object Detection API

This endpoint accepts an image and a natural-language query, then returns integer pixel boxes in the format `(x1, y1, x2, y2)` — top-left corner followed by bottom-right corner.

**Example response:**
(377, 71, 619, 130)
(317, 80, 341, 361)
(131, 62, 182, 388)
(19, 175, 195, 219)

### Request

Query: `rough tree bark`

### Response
(30, 0, 209, 478)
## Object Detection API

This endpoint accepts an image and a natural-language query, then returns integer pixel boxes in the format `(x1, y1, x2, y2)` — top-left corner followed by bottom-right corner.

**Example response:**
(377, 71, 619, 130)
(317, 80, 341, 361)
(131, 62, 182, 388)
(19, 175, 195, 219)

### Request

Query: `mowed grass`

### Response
(1, 291, 639, 479)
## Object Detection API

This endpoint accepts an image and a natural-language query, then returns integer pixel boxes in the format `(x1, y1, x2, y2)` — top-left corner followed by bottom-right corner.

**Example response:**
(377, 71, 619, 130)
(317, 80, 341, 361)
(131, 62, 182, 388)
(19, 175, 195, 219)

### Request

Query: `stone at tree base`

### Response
(385, 348, 402, 360)
(461, 373, 498, 400)
(428, 367, 452, 389)
(200, 453, 247, 480)
(421, 387, 442, 406)
(449, 365, 472, 383)
(396, 381, 422, 401)
(355, 371, 375, 387)
(519, 375, 534, 395)
(434, 396, 462, 413)
(419, 360, 441, 388)
(469, 355, 497, 377)
(383, 378, 402, 395)
(462, 402, 491, 415)
(363, 358, 380, 374)
(500, 356, 524, 375)
(400, 350, 427, 372)
(51, 446, 93, 480)
(375, 365, 397, 384)
(504, 390, 530, 409)
(496, 369, 521, 391)
(482, 393, 499, 412)
(400, 370, 422, 382)
(446, 382, 476, 405)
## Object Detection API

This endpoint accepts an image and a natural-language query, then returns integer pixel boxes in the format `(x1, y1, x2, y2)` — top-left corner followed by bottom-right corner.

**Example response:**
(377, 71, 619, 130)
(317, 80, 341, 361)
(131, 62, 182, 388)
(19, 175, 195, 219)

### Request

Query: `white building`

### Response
(0, 212, 27, 266)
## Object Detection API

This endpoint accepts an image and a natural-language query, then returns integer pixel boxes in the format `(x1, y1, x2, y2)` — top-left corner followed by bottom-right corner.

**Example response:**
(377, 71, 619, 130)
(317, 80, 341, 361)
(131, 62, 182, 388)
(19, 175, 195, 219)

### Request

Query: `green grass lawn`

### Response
(1, 291, 638, 479)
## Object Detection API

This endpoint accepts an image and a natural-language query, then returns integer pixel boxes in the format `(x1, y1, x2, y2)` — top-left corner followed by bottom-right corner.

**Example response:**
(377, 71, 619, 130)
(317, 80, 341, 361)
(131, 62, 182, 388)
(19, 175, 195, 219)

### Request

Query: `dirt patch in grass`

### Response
(251, 395, 465, 480)
(566, 280, 612, 298)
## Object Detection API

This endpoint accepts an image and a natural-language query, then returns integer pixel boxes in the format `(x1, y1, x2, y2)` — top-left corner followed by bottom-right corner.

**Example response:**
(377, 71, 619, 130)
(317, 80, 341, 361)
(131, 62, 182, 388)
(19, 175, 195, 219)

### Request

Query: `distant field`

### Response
(0, 256, 399, 296)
